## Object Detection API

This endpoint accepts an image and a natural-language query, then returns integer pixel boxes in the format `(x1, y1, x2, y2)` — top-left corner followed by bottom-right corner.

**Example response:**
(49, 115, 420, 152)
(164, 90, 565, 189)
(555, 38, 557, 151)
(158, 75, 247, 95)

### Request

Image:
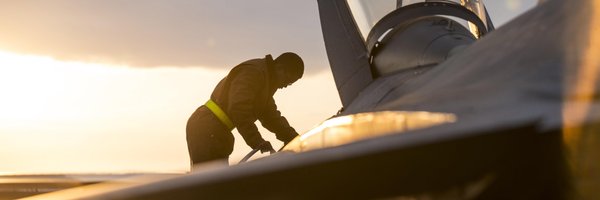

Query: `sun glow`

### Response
(0, 50, 120, 125)
(0, 50, 220, 175)
(561, 1, 600, 198)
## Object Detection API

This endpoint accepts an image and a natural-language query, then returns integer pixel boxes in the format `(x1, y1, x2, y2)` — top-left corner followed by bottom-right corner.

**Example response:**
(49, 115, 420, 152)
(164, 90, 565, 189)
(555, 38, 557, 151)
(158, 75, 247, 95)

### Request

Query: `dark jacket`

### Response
(210, 55, 298, 149)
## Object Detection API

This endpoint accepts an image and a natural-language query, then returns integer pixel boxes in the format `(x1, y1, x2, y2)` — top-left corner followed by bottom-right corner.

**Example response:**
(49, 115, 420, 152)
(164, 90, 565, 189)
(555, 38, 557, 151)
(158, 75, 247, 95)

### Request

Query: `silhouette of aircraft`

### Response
(7, 0, 599, 199)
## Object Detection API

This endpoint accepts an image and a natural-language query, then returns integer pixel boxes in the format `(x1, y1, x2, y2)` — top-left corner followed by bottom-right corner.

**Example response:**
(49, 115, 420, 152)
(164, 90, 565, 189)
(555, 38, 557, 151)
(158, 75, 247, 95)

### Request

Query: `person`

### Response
(186, 52, 304, 166)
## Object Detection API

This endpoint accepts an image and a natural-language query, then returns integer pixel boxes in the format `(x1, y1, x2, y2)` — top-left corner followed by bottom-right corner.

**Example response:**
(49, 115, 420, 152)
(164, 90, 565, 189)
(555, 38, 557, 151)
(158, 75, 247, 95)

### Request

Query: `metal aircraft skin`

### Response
(6, 0, 600, 199)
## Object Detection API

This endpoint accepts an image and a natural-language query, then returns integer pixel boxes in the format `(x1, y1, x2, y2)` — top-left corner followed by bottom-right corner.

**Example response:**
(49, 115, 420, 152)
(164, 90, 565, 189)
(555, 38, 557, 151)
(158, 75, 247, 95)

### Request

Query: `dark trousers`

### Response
(186, 106, 235, 166)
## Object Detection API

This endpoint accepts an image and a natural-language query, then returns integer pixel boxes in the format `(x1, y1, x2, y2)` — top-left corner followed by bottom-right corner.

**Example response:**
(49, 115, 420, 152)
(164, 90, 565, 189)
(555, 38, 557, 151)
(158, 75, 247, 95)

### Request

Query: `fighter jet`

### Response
(12, 0, 599, 199)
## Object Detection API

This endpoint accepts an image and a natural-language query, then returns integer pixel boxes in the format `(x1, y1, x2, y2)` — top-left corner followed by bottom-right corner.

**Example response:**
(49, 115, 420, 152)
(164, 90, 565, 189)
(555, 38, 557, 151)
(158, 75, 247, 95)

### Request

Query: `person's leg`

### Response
(186, 106, 233, 166)
(211, 127, 235, 165)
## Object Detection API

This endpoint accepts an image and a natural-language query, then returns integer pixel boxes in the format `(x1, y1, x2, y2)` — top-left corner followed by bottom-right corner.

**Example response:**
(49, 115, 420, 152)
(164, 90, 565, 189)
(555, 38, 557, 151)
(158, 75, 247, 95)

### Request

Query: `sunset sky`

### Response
(0, 0, 536, 175)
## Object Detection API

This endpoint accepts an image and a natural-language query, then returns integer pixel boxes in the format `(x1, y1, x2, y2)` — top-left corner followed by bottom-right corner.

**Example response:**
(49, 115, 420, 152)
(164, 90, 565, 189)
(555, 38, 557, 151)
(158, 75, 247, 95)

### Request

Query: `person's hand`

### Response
(257, 141, 276, 154)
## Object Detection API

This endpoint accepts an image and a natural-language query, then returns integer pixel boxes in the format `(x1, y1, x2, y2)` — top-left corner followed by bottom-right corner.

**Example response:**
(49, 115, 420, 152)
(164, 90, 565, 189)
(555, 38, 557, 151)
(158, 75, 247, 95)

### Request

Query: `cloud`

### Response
(0, 0, 329, 73)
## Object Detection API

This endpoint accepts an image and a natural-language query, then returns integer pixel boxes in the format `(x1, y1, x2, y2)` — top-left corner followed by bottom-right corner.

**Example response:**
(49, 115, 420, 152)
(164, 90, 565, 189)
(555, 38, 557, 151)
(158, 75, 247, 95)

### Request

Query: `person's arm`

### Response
(258, 97, 299, 144)
(227, 68, 266, 149)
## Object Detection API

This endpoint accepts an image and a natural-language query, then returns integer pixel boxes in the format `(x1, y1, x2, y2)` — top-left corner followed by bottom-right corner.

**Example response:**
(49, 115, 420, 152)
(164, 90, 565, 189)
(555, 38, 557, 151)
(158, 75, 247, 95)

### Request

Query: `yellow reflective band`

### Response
(205, 99, 235, 131)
